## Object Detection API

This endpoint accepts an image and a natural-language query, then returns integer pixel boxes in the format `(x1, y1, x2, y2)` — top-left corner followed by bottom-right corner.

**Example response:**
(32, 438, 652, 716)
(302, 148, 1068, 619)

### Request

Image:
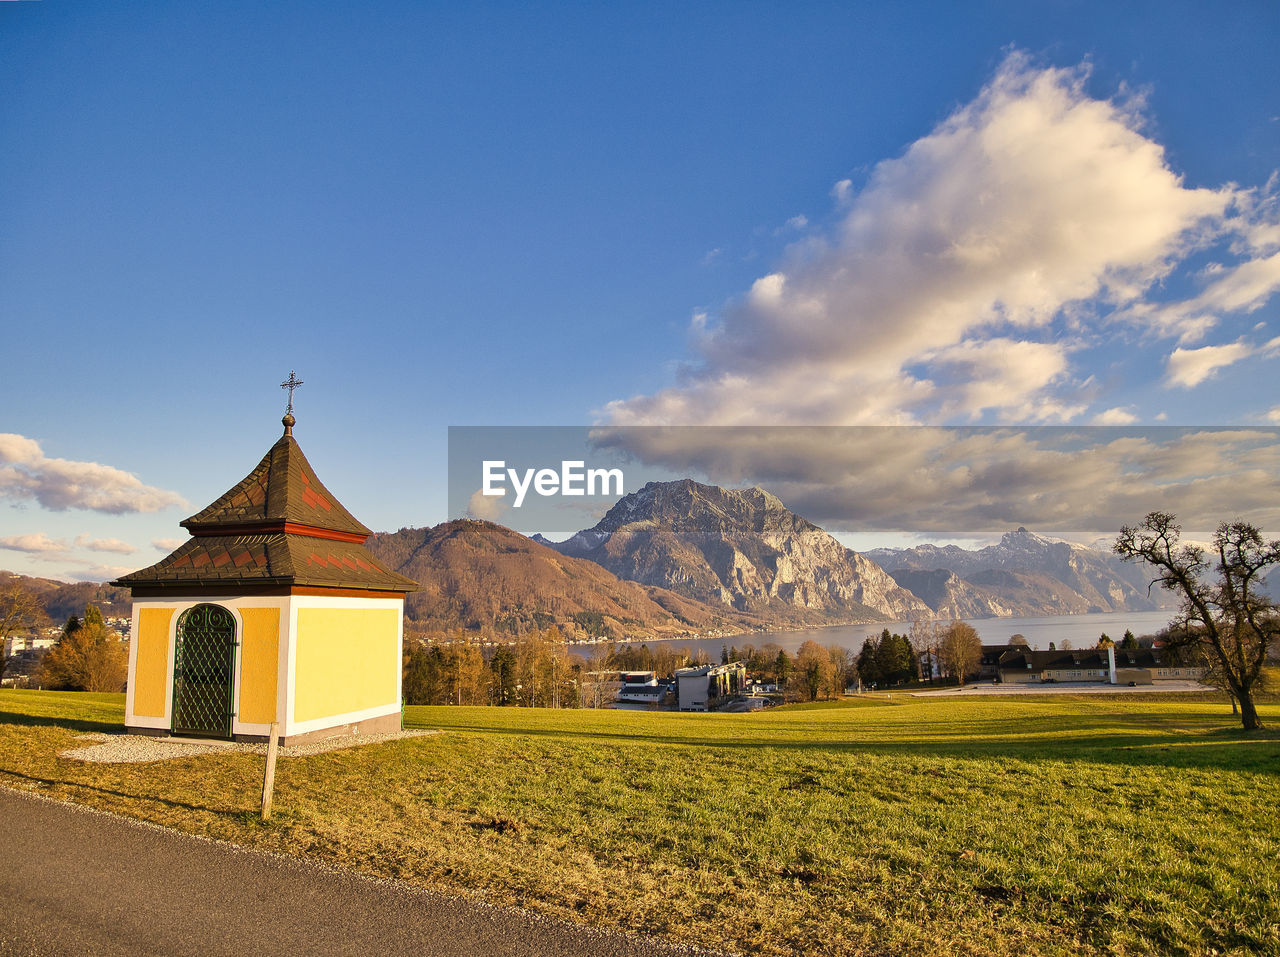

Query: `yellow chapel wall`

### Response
(124, 597, 290, 737)
(127, 606, 174, 724)
(237, 606, 281, 726)
(288, 597, 403, 734)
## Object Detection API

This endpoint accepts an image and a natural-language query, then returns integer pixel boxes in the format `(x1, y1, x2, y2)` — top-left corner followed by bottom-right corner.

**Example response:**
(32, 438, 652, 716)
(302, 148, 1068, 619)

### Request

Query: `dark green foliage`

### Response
(490, 646, 517, 705)
(875, 631, 912, 685)
(403, 645, 450, 706)
(856, 638, 880, 688)
(570, 610, 609, 636)
(904, 634, 921, 681)
(854, 632, 916, 688)
(775, 650, 792, 688)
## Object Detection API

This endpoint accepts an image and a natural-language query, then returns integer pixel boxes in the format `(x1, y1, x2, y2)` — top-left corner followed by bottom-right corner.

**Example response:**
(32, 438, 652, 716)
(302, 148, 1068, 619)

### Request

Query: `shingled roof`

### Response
(182, 428, 371, 539)
(114, 416, 417, 594)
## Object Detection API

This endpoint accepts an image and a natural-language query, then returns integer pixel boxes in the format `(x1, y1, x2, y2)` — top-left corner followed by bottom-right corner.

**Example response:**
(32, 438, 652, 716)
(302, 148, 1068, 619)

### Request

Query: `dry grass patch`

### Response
(1, 689, 1277, 955)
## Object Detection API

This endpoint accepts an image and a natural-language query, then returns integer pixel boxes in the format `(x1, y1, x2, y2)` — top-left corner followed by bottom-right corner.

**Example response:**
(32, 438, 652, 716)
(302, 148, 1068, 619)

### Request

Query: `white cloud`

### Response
(592, 425, 1280, 542)
(922, 338, 1080, 422)
(74, 534, 137, 555)
(0, 434, 188, 514)
(0, 532, 69, 554)
(466, 487, 509, 522)
(605, 52, 1277, 429)
(1165, 341, 1254, 388)
(1092, 407, 1138, 425)
(0, 434, 43, 465)
(1141, 250, 1280, 342)
(152, 537, 186, 551)
(69, 563, 136, 582)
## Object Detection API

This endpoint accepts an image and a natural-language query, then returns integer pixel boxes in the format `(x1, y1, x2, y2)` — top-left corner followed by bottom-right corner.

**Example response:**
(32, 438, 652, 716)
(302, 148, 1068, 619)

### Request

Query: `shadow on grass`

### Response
(0, 768, 247, 818)
(406, 717, 1280, 772)
(0, 709, 123, 735)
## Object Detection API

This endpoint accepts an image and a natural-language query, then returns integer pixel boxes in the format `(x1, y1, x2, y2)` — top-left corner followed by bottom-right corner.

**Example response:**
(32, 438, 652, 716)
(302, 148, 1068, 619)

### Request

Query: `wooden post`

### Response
(261, 721, 280, 821)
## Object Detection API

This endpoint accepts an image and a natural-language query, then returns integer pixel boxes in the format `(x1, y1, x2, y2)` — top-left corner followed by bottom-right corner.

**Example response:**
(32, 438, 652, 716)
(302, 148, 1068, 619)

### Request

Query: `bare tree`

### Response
(795, 640, 831, 701)
(580, 644, 614, 708)
(1115, 512, 1279, 731)
(826, 644, 851, 698)
(939, 620, 981, 684)
(909, 618, 942, 681)
(40, 613, 127, 692)
(0, 581, 49, 679)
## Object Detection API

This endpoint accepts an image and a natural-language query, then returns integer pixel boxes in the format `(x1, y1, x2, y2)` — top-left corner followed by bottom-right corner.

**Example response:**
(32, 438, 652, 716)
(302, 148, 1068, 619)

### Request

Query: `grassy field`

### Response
(1, 689, 1277, 955)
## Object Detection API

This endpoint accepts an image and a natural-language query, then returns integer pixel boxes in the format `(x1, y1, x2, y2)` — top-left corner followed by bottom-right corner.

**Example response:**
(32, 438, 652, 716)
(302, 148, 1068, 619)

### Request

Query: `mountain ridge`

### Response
(365, 519, 761, 639)
(866, 527, 1172, 616)
(550, 479, 930, 624)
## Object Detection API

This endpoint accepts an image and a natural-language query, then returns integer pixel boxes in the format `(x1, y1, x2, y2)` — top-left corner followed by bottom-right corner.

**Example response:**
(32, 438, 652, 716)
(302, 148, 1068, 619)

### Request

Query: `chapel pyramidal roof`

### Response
(114, 415, 417, 594)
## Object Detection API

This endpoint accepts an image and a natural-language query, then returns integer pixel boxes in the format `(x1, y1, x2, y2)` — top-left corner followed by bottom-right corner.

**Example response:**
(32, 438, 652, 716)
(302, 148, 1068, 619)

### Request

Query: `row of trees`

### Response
(722, 640, 850, 700)
(403, 632, 863, 706)
(403, 629, 583, 707)
(856, 630, 919, 688)
(39, 605, 128, 692)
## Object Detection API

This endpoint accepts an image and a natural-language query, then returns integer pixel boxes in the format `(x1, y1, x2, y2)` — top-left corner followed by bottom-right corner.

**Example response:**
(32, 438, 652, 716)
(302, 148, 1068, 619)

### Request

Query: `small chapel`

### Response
(113, 376, 417, 744)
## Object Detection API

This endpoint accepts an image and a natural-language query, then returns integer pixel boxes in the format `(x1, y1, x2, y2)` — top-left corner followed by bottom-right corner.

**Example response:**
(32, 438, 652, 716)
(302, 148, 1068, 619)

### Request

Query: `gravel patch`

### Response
(60, 729, 439, 764)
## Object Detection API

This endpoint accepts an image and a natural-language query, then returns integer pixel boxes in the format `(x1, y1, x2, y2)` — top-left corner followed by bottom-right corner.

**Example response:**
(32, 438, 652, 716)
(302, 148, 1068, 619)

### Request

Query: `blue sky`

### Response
(2, 1, 1279, 581)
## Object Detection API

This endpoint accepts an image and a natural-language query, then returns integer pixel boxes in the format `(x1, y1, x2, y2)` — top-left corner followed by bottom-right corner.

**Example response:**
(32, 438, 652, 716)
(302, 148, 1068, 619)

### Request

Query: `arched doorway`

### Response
(172, 603, 237, 738)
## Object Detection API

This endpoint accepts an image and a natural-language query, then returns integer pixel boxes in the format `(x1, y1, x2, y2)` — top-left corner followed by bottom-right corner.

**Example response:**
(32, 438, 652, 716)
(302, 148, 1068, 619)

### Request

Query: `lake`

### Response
(634, 609, 1175, 658)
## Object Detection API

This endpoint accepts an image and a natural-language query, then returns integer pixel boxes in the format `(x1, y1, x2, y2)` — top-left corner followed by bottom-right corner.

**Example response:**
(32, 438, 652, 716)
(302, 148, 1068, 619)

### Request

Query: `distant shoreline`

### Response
(616, 608, 1176, 658)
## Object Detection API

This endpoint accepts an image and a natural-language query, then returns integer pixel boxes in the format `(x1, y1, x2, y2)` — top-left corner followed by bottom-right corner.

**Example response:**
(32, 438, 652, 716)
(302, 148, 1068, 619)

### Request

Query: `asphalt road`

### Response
(0, 788, 718, 957)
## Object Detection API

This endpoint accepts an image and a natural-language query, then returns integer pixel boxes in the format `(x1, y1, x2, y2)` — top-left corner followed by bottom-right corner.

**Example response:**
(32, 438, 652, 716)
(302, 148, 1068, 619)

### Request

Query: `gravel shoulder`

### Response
(59, 728, 439, 763)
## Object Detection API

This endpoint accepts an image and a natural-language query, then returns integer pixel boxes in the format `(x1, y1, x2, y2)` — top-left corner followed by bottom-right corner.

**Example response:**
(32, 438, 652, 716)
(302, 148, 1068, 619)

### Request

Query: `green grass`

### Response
(1, 689, 1278, 955)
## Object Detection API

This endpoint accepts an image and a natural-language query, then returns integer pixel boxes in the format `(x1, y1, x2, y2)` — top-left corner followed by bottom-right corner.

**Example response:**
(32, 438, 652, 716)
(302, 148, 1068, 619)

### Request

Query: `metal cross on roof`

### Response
(280, 370, 304, 415)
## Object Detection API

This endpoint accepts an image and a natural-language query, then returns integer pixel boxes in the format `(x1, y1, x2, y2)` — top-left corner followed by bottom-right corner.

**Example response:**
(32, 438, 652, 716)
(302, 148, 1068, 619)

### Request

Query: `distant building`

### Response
(675, 661, 747, 711)
(977, 644, 1017, 681)
(0, 648, 48, 687)
(613, 671, 674, 710)
(614, 671, 665, 707)
(997, 645, 1204, 684)
(3, 635, 55, 657)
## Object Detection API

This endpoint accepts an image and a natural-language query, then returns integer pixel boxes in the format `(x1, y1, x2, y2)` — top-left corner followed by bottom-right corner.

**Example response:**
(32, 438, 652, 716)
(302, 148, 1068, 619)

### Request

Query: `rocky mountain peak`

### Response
(551, 479, 928, 623)
(868, 527, 1169, 616)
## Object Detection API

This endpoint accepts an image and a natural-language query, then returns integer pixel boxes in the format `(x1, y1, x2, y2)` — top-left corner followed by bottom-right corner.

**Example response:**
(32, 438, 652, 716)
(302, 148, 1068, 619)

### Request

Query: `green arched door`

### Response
(172, 604, 236, 738)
